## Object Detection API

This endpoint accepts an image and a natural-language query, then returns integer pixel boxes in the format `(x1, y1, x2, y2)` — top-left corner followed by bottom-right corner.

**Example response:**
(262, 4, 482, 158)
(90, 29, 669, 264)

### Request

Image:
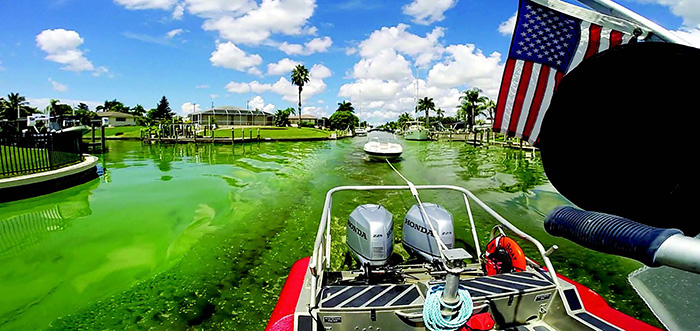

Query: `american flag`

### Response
(493, 0, 636, 144)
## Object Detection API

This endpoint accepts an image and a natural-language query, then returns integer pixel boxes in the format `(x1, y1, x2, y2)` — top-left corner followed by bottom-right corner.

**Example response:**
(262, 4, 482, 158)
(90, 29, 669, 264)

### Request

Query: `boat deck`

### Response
(301, 265, 626, 331)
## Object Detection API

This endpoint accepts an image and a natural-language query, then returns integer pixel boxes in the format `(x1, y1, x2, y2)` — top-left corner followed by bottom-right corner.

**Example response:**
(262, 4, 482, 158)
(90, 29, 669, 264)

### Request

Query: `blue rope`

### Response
(423, 284, 473, 331)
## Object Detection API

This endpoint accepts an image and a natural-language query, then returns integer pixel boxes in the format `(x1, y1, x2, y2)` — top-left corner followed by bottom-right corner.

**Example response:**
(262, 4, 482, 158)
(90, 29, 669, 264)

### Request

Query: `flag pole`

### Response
(576, 0, 691, 45)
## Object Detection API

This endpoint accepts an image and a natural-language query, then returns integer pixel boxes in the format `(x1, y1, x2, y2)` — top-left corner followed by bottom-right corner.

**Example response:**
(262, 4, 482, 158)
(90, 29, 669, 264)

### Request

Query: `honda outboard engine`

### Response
(402, 203, 455, 262)
(346, 204, 394, 267)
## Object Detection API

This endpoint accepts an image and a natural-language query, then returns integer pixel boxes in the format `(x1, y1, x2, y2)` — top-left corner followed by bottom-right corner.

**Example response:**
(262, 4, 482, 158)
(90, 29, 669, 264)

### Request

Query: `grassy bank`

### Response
(83, 126, 144, 139)
(223, 127, 332, 140)
(86, 126, 336, 140)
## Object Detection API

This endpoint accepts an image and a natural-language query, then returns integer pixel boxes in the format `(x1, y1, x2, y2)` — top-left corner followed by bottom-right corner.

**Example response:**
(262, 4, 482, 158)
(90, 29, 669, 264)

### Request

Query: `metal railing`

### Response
(0, 131, 83, 177)
(308, 185, 560, 308)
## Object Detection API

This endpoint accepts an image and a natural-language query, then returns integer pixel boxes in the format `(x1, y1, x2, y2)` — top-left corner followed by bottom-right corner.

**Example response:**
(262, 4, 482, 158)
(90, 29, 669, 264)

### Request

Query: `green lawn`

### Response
(83, 126, 145, 138)
(82, 126, 334, 140)
(215, 127, 332, 139)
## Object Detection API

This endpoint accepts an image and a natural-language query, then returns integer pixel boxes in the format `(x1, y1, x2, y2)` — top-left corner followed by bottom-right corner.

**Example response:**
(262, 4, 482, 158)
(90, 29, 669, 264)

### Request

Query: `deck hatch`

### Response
(342, 285, 390, 307)
(366, 284, 412, 307)
(322, 286, 348, 299)
(575, 312, 621, 331)
(563, 289, 582, 311)
(476, 277, 533, 290)
(322, 286, 365, 308)
(497, 274, 553, 287)
(390, 287, 421, 306)
(321, 284, 423, 309)
(463, 288, 490, 298)
(461, 280, 511, 294)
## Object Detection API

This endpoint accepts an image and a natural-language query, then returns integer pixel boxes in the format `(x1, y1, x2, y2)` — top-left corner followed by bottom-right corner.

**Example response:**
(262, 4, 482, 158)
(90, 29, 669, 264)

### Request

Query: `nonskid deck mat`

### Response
(320, 284, 424, 308)
(460, 271, 555, 298)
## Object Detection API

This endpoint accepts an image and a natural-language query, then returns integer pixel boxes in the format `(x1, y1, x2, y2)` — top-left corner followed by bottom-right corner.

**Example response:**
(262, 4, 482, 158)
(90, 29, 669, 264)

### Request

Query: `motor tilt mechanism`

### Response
(346, 204, 394, 267)
(402, 203, 455, 262)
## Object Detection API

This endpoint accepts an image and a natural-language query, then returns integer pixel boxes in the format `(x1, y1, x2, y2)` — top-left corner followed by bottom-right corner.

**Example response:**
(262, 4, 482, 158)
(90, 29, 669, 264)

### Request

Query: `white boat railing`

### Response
(308, 185, 560, 307)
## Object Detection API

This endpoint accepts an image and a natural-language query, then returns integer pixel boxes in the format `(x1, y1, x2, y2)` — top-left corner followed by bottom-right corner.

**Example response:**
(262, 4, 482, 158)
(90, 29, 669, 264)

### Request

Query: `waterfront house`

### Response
(188, 106, 274, 127)
(289, 114, 318, 127)
(97, 111, 137, 127)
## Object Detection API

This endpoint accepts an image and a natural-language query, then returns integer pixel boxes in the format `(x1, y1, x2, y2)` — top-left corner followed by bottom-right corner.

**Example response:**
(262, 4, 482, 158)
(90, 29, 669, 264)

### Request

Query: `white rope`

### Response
(386, 160, 449, 255)
(423, 284, 473, 331)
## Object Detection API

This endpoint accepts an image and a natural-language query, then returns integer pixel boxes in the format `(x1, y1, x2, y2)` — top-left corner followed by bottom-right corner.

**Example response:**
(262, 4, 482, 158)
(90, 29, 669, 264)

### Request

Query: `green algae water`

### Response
(0, 136, 659, 330)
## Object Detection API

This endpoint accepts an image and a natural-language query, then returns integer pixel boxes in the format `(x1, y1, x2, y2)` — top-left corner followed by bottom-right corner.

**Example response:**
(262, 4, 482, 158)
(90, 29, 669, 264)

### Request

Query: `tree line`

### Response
(0, 92, 178, 126)
(378, 87, 496, 132)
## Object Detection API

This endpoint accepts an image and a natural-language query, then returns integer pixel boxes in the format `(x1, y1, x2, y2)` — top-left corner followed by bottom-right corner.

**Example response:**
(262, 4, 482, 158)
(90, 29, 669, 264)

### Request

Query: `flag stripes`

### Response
(493, 0, 633, 144)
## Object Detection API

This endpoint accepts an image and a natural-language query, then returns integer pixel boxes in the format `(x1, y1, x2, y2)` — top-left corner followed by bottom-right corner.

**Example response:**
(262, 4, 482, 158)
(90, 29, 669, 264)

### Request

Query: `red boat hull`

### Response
(265, 257, 310, 331)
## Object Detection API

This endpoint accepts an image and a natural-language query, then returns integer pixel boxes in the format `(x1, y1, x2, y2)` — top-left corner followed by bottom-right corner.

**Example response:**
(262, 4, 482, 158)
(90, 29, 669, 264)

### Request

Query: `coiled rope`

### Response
(423, 284, 473, 331)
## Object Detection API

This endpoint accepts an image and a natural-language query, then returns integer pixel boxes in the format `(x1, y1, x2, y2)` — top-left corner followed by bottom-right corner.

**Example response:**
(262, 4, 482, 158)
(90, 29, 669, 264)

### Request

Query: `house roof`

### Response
(187, 106, 273, 117)
(293, 114, 318, 119)
(97, 111, 135, 118)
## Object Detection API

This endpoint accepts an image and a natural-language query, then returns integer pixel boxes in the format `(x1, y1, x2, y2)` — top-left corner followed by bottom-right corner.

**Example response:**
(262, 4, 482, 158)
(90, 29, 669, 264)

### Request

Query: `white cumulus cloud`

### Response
(279, 36, 332, 55)
(248, 95, 276, 112)
(201, 0, 316, 45)
(498, 12, 517, 36)
(114, 0, 177, 10)
(209, 42, 262, 73)
(266, 58, 301, 75)
(226, 63, 331, 102)
(427, 44, 504, 98)
(36, 29, 95, 72)
(631, 0, 700, 27)
(181, 102, 202, 114)
(402, 0, 457, 25)
(358, 24, 444, 68)
(352, 49, 413, 81)
(48, 78, 68, 92)
(166, 28, 184, 39)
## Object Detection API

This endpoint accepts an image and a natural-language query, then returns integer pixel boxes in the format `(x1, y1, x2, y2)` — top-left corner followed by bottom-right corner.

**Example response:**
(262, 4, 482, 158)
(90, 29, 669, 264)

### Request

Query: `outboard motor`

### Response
(346, 204, 394, 267)
(402, 203, 455, 262)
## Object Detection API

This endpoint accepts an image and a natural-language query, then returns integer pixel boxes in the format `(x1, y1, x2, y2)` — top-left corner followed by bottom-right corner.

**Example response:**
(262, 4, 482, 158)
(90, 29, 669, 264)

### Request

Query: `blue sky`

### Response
(0, 0, 697, 124)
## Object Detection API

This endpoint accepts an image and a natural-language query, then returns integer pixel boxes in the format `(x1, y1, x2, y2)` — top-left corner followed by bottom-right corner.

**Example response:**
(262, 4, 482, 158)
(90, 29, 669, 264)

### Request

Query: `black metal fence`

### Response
(0, 131, 83, 177)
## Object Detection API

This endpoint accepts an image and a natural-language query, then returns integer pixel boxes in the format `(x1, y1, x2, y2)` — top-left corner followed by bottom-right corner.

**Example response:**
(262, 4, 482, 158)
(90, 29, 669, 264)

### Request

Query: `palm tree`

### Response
(46, 99, 60, 115)
(415, 97, 435, 126)
(397, 112, 412, 129)
(458, 88, 487, 131)
(337, 101, 354, 113)
(1, 92, 32, 120)
(436, 108, 445, 119)
(291, 64, 310, 126)
(478, 99, 496, 123)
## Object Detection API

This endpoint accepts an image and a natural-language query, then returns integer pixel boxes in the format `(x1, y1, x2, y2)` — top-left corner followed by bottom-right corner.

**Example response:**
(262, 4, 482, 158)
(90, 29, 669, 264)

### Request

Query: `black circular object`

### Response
(539, 42, 699, 236)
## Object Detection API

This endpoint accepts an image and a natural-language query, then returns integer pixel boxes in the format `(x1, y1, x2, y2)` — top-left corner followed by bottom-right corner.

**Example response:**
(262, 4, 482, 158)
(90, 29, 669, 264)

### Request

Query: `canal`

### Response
(0, 135, 657, 330)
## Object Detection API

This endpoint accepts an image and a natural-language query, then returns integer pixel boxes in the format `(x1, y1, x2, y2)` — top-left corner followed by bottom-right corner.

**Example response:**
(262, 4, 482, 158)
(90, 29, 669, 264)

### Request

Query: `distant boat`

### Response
(363, 136, 402, 161)
(355, 127, 367, 136)
(26, 115, 90, 136)
(403, 121, 429, 141)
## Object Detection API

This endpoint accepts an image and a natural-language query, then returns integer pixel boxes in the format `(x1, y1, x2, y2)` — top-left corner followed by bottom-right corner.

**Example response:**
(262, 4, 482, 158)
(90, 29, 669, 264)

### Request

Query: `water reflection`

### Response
(0, 182, 95, 258)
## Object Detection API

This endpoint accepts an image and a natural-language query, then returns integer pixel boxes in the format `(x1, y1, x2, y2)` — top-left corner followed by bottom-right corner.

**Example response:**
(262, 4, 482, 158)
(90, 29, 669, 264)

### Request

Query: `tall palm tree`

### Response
(291, 64, 310, 126)
(1, 92, 32, 120)
(415, 97, 435, 126)
(458, 88, 487, 131)
(337, 101, 354, 113)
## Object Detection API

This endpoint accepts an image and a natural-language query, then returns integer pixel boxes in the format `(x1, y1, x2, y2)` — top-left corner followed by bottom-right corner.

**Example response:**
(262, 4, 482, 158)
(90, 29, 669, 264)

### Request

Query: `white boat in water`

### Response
(403, 121, 429, 141)
(363, 136, 403, 161)
(355, 127, 367, 136)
